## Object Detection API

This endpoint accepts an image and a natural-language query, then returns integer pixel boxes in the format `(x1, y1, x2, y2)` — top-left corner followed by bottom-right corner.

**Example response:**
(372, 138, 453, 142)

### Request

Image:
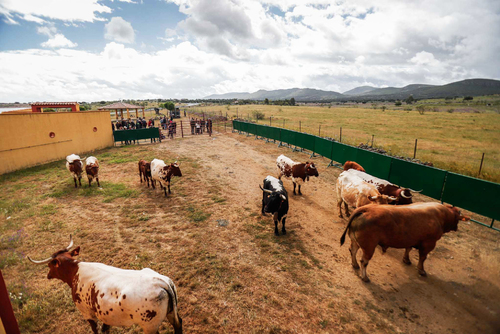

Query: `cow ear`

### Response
(70, 246, 80, 257)
(51, 259, 60, 267)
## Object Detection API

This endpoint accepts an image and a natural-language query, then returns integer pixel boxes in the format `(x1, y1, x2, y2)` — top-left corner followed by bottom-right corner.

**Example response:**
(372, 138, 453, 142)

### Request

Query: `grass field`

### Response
(1, 133, 499, 334)
(191, 103, 500, 183)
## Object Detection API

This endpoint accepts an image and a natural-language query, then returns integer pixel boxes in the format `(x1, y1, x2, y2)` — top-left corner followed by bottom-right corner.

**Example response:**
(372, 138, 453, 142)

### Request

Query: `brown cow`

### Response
(138, 159, 152, 187)
(343, 161, 365, 172)
(276, 154, 319, 195)
(340, 202, 470, 282)
(85, 156, 100, 187)
(66, 154, 83, 188)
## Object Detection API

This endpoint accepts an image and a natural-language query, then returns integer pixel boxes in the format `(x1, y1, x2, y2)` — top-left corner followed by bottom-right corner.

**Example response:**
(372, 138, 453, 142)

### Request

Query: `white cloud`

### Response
(104, 17, 135, 44)
(41, 34, 78, 48)
(0, 0, 112, 22)
(37, 24, 78, 48)
(410, 51, 439, 66)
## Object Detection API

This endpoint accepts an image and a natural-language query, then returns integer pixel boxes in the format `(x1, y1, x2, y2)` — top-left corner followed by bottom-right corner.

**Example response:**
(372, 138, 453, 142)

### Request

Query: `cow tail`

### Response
(340, 210, 364, 246)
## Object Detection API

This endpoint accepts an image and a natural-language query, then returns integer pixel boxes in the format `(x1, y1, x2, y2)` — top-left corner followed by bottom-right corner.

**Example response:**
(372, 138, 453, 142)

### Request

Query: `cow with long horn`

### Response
(261, 176, 289, 236)
(150, 159, 182, 197)
(344, 169, 421, 205)
(28, 235, 183, 334)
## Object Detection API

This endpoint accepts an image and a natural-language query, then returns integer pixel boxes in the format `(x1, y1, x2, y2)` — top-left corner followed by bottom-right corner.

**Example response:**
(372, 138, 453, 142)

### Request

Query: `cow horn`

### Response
(400, 191, 412, 199)
(27, 255, 53, 265)
(280, 194, 286, 200)
(259, 185, 273, 194)
(65, 234, 74, 251)
(388, 196, 398, 201)
(410, 189, 423, 193)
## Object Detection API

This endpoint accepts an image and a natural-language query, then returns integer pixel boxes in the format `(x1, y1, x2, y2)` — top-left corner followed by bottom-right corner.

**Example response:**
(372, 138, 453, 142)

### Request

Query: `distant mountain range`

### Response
(204, 79, 500, 102)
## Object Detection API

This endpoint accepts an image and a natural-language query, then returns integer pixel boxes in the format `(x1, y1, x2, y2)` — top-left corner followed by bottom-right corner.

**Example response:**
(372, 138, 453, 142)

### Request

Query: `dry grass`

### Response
(194, 104, 500, 183)
(1, 133, 499, 334)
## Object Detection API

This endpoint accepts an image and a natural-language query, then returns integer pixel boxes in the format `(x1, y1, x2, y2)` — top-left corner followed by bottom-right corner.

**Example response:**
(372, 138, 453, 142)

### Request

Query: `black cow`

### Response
(260, 176, 289, 236)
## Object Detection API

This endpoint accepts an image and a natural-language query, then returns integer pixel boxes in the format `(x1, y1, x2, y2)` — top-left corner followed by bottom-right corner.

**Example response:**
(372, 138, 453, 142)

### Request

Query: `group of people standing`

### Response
(190, 118, 212, 135)
(112, 117, 155, 131)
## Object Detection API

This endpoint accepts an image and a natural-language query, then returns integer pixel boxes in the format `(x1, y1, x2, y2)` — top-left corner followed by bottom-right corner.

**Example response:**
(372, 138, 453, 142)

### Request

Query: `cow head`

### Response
(260, 186, 286, 213)
(396, 188, 416, 205)
(305, 162, 319, 177)
(170, 162, 182, 177)
(145, 162, 151, 174)
(27, 235, 80, 284)
(368, 194, 397, 205)
(444, 205, 470, 232)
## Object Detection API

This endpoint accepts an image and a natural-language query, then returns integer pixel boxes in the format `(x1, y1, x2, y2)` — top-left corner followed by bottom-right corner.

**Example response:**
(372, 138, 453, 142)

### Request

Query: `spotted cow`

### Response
(276, 154, 318, 195)
(85, 156, 100, 187)
(28, 236, 183, 334)
(66, 154, 83, 188)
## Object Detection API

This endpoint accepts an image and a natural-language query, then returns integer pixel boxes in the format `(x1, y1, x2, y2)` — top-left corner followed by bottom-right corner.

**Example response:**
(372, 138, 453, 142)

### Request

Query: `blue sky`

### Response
(0, 0, 499, 102)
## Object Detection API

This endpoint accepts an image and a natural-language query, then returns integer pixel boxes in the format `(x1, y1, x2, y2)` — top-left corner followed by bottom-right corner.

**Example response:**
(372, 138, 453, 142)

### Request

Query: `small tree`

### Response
(463, 96, 473, 101)
(381, 106, 387, 112)
(416, 105, 426, 115)
(264, 98, 269, 105)
(252, 110, 265, 120)
(290, 97, 295, 106)
(395, 101, 402, 106)
(163, 101, 175, 111)
(405, 96, 415, 104)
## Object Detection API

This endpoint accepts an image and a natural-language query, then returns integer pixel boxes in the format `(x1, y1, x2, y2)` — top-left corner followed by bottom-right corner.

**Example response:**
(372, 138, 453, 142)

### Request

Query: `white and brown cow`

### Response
(276, 154, 318, 195)
(85, 156, 100, 187)
(346, 169, 419, 205)
(336, 170, 396, 218)
(151, 159, 182, 197)
(27, 236, 183, 334)
(66, 154, 83, 188)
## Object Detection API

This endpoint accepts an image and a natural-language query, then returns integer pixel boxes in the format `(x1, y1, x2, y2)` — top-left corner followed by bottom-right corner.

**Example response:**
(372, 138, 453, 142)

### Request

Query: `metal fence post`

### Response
(478, 153, 485, 176)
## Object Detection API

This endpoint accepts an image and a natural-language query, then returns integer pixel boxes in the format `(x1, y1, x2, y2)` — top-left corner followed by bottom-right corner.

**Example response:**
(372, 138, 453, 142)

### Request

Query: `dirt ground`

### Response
(3, 130, 500, 334)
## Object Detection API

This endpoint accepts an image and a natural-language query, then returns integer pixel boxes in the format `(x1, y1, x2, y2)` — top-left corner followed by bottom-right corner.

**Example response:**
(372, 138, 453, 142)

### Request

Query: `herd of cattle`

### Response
(27, 151, 470, 333)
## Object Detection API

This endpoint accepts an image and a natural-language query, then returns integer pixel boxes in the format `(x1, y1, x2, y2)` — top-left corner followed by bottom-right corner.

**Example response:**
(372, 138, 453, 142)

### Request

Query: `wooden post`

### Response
(299, 121, 301, 132)
(371, 135, 374, 147)
(270, 117, 272, 126)
(127, 108, 130, 119)
(414, 139, 418, 159)
(340, 127, 342, 142)
(478, 153, 485, 176)
(319, 125, 321, 137)
(142, 108, 145, 118)
(181, 120, 184, 138)
(283, 119, 285, 128)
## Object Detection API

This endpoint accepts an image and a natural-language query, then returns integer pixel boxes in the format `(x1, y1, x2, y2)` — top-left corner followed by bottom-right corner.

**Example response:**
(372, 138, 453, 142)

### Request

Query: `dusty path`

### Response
(159, 131, 500, 333)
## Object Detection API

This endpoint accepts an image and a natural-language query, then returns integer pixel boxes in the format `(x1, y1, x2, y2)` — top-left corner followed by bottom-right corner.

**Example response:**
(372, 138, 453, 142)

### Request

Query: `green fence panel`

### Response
(260, 125, 270, 139)
(295, 132, 315, 151)
(330, 142, 359, 165)
(314, 137, 334, 159)
(135, 128, 160, 140)
(233, 120, 241, 131)
(389, 159, 447, 199)
(247, 123, 257, 135)
(441, 173, 500, 221)
(269, 127, 281, 141)
(281, 129, 296, 146)
(355, 149, 392, 180)
(113, 130, 132, 142)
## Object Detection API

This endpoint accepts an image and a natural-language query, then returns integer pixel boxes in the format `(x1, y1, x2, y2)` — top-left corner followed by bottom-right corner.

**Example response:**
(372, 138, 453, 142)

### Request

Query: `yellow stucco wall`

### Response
(0, 111, 113, 175)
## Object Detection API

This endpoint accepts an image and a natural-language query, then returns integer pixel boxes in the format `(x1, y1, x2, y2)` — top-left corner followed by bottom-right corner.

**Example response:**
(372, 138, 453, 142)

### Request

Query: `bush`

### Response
(252, 110, 265, 120)
(447, 108, 454, 113)
(395, 101, 402, 106)
(416, 105, 426, 115)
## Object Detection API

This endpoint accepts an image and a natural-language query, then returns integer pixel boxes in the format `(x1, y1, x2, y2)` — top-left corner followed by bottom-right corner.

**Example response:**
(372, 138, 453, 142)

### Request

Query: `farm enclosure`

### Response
(1, 132, 499, 333)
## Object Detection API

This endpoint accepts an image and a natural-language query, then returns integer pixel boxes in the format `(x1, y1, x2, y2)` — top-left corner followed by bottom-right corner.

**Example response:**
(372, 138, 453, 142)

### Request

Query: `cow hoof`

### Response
(361, 276, 370, 283)
(282, 229, 286, 235)
(418, 269, 427, 277)
(403, 258, 412, 265)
